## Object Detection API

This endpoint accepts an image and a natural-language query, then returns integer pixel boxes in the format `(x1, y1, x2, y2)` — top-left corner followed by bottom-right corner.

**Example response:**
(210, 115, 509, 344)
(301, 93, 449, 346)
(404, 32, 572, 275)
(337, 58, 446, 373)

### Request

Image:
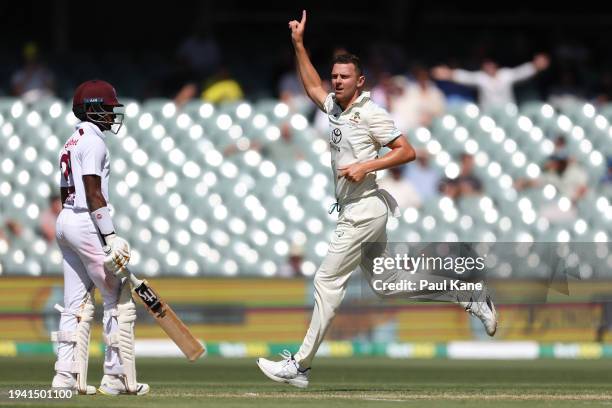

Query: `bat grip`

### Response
(124, 267, 143, 287)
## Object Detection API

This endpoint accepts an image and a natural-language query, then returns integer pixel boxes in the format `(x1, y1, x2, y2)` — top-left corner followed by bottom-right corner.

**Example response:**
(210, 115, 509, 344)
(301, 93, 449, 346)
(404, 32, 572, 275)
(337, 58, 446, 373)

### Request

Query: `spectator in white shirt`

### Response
(390, 66, 446, 134)
(431, 54, 550, 110)
(378, 167, 422, 209)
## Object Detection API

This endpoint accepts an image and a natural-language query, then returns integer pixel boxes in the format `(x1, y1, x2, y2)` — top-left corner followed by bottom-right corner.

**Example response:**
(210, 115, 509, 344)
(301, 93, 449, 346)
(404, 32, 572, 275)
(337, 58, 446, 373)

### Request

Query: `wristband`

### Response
(91, 206, 116, 237)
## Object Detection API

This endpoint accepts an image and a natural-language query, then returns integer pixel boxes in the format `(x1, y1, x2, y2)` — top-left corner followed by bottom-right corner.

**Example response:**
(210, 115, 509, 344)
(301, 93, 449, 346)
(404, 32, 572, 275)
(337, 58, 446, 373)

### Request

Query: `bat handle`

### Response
(123, 266, 143, 287)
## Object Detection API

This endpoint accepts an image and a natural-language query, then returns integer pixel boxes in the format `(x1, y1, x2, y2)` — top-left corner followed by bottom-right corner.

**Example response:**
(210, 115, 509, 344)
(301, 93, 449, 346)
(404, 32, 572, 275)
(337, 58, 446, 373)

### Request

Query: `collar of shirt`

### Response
(332, 91, 371, 114)
(352, 91, 370, 105)
(76, 121, 106, 140)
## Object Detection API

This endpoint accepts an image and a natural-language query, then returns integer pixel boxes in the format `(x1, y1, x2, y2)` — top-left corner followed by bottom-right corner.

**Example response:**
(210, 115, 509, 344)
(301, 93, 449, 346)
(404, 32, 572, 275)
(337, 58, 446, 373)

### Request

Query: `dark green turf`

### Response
(1, 357, 612, 407)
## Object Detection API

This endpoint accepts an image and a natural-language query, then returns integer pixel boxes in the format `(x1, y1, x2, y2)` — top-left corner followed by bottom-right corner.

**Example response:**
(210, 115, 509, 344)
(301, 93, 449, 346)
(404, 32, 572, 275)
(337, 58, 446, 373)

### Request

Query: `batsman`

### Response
(51, 80, 148, 395)
(257, 11, 498, 388)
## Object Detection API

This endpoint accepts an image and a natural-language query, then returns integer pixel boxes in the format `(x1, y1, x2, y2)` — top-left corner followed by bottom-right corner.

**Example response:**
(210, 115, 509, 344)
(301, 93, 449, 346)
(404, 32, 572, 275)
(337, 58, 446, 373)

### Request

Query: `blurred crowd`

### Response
(3, 37, 612, 278)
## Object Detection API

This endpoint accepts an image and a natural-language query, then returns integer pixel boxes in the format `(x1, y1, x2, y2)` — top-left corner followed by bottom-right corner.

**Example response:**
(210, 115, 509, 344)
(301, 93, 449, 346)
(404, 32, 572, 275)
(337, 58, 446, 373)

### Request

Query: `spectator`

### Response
(404, 149, 440, 201)
(222, 121, 305, 162)
(548, 68, 586, 110)
(431, 54, 550, 110)
(39, 195, 62, 243)
(0, 217, 25, 246)
(390, 66, 446, 133)
(278, 51, 311, 113)
(11, 42, 55, 104)
(552, 134, 568, 156)
(516, 153, 588, 223)
(172, 29, 222, 107)
(599, 156, 612, 202)
(455, 153, 483, 198)
(0, 216, 7, 246)
(279, 69, 309, 112)
(261, 122, 304, 163)
(439, 178, 460, 200)
(175, 65, 243, 107)
(539, 155, 588, 202)
(370, 71, 397, 110)
(174, 82, 199, 107)
(278, 244, 305, 278)
(595, 71, 612, 105)
(601, 157, 612, 186)
(5, 219, 24, 239)
(200, 67, 244, 104)
(177, 29, 221, 80)
(378, 167, 422, 209)
(440, 153, 482, 201)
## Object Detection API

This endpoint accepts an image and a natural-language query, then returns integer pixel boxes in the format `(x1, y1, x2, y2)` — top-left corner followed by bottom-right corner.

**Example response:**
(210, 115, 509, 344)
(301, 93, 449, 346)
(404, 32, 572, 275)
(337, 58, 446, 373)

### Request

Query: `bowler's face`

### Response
(331, 63, 364, 103)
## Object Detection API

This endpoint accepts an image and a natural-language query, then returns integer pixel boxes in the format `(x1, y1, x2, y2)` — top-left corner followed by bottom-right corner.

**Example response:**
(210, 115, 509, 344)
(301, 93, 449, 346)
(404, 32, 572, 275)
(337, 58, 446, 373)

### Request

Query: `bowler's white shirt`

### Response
(323, 91, 401, 204)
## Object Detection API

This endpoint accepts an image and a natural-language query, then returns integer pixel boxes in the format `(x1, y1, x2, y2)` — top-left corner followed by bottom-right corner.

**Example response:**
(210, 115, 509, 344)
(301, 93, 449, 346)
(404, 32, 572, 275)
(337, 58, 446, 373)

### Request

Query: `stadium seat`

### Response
(1, 98, 610, 277)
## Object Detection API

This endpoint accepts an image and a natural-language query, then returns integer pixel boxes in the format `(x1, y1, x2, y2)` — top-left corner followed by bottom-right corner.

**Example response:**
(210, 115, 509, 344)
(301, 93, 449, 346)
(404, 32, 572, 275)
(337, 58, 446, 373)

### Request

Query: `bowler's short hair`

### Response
(331, 53, 363, 76)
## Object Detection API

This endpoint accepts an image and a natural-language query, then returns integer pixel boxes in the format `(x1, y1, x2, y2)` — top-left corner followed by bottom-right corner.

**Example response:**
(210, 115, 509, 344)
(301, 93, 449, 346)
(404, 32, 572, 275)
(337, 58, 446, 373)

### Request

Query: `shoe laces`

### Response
(279, 349, 297, 370)
(279, 349, 292, 360)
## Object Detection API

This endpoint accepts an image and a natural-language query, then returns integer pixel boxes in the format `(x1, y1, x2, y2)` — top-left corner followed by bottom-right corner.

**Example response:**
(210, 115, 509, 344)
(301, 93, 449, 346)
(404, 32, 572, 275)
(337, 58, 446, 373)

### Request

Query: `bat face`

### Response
(132, 279, 205, 361)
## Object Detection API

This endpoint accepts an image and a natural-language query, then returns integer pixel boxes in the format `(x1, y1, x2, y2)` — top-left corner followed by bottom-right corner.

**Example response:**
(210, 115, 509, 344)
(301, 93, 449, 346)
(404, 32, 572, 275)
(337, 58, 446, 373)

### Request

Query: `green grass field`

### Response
(1, 357, 612, 407)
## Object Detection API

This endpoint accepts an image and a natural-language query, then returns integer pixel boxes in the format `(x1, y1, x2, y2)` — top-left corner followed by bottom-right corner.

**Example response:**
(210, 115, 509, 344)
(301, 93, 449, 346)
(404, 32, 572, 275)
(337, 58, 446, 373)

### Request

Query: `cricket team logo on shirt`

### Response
(349, 111, 361, 124)
(331, 128, 342, 144)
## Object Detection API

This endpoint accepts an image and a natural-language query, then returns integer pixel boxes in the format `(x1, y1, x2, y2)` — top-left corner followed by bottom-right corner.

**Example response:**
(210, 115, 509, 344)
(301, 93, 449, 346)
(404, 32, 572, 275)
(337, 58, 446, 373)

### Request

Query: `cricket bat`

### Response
(127, 269, 205, 361)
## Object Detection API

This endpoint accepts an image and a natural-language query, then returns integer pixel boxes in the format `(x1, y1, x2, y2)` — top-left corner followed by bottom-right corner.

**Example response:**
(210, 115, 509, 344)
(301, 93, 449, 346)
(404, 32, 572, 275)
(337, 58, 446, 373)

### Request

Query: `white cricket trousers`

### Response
(55, 208, 123, 375)
(294, 193, 389, 369)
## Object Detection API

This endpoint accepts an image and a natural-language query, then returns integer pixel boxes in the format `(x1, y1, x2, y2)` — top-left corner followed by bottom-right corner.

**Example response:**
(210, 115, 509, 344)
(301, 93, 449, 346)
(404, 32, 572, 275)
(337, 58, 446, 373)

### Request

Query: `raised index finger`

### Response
(301, 10, 307, 25)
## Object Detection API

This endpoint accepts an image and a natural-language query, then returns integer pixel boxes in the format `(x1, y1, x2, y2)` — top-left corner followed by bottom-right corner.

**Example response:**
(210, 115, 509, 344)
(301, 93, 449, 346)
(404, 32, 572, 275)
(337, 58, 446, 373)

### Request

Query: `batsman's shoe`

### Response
(256, 350, 310, 388)
(51, 372, 96, 395)
(97, 374, 150, 396)
(459, 284, 497, 336)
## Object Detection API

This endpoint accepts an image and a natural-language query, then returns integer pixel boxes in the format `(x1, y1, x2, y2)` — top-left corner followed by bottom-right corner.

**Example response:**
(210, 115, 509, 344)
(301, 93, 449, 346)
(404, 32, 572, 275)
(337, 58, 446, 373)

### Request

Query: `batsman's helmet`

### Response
(72, 80, 124, 134)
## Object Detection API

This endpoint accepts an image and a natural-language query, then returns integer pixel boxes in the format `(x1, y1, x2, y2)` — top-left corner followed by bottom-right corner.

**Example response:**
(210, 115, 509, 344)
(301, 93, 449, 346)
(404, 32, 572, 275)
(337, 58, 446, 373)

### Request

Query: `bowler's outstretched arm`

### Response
(289, 10, 327, 110)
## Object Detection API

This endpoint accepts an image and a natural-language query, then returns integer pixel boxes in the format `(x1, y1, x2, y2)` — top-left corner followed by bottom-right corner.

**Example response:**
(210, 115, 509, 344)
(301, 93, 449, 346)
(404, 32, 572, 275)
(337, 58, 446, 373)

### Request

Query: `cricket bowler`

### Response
(51, 80, 148, 395)
(257, 11, 498, 388)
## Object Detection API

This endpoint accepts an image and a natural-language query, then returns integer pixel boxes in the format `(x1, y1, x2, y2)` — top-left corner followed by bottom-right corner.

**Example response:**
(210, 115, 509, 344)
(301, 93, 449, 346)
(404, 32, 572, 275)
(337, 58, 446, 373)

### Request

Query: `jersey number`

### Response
(60, 150, 72, 181)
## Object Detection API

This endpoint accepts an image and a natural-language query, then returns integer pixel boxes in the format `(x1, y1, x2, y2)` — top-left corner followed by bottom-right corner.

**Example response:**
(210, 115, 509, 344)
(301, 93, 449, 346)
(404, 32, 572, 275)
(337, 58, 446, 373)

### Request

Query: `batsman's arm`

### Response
(60, 187, 70, 207)
(83, 174, 118, 246)
(84, 176, 130, 273)
(289, 10, 327, 110)
(83, 174, 116, 243)
(83, 175, 107, 211)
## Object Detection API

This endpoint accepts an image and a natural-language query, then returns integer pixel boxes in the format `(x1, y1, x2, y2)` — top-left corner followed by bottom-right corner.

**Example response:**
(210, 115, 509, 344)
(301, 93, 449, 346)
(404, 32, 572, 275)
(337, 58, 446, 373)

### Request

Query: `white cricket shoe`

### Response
(459, 284, 498, 336)
(97, 374, 150, 396)
(51, 371, 96, 395)
(256, 350, 310, 388)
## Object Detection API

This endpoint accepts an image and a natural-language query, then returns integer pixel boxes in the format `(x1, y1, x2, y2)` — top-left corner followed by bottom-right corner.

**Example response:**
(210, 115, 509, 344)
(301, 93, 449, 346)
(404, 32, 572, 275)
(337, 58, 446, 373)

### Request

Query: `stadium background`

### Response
(0, 1, 611, 362)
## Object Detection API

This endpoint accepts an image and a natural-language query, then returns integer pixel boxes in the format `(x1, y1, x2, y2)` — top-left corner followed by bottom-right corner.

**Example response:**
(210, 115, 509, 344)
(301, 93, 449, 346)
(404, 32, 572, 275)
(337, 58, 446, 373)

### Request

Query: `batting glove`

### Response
(103, 233, 131, 276)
